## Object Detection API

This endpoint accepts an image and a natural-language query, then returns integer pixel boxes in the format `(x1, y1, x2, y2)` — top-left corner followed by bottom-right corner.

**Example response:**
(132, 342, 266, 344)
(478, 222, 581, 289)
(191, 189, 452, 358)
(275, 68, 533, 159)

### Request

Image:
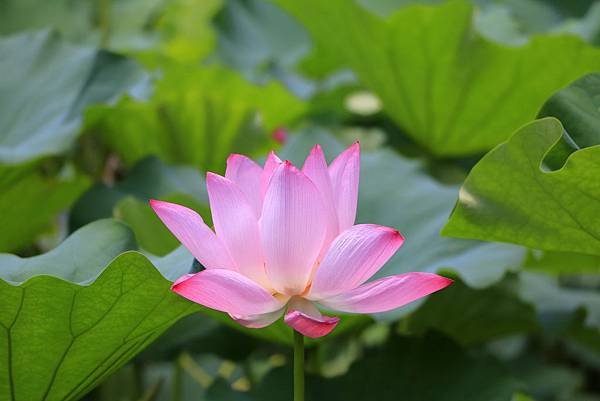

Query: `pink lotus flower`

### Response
(151, 144, 452, 338)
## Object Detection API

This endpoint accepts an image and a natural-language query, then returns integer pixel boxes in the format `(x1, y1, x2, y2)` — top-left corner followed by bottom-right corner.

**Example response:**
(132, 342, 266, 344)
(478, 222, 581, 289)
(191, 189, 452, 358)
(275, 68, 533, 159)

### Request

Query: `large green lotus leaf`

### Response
(0, 30, 147, 164)
(85, 63, 305, 172)
(69, 157, 209, 231)
(281, 129, 526, 306)
(0, 164, 89, 253)
(253, 331, 520, 401)
(0, 220, 196, 401)
(272, 0, 600, 156)
(442, 117, 600, 256)
(0, 0, 165, 51)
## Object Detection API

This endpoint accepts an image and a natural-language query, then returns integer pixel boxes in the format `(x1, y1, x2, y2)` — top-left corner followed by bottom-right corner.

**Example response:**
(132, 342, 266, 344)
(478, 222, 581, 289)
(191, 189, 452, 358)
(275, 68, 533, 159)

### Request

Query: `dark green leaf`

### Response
(408, 279, 539, 345)
(538, 73, 600, 167)
(253, 331, 520, 401)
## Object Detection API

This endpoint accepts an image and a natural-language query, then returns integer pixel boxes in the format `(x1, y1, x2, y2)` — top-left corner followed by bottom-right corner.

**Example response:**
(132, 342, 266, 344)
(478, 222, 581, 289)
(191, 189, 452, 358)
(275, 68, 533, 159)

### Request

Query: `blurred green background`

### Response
(2, 0, 600, 400)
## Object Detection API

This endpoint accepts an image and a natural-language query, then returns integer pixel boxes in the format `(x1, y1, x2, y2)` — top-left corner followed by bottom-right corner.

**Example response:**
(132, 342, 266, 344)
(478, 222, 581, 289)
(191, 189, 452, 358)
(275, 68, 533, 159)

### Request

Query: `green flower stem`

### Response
(293, 330, 305, 401)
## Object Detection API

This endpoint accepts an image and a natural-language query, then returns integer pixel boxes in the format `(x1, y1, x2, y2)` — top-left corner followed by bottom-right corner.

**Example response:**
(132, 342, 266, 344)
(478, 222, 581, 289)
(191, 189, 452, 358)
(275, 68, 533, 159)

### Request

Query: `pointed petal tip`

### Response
(268, 150, 282, 160)
(206, 172, 234, 187)
(310, 143, 323, 153)
(227, 153, 257, 165)
(226, 153, 241, 163)
(439, 275, 454, 287)
(319, 272, 454, 314)
(284, 310, 340, 338)
(149, 199, 183, 213)
(149, 198, 166, 208)
(386, 226, 405, 244)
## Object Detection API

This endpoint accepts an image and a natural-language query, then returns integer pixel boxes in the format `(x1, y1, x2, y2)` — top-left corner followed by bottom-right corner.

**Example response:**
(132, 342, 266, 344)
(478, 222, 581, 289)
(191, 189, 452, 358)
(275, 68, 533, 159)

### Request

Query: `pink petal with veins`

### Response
(172, 269, 284, 316)
(230, 308, 285, 329)
(260, 151, 282, 199)
(206, 172, 269, 287)
(319, 272, 453, 314)
(225, 154, 263, 216)
(309, 224, 404, 299)
(284, 310, 340, 338)
(260, 162, 327, 295)
(329, 142, 360, 233)
(303, 144, 339, 254)
(150, 200, 236, 271)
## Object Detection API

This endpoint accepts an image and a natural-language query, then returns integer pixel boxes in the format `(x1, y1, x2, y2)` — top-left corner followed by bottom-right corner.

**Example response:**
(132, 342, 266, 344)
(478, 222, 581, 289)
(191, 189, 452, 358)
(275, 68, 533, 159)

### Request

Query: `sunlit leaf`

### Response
(442, 118, 600, 256)
(147, 0, 223, 64)
(272, 0, 600, 156)
(85, 64, 305, 172)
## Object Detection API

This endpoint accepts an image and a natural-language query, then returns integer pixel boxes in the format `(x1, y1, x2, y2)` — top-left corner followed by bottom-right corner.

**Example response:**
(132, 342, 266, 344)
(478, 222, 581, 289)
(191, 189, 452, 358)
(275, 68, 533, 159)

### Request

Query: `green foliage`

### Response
(539, 73, 600, 151)
(0, 164, 89, 252)
(273, 0, 600, 156)
(0, 30, 146, 164)
(0, 30, 144, 252)
(408, 279, 539, 345)
(86, 64, 305, 172)
(253, 332, 521, 401)
(3, 0, 600, 399)
(0, 220, 195, 401)
(214, 0, 310, 74)
(69, 157, 209, 231)
(0, 0, 165, 51)
(442, 117, 600, 256)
